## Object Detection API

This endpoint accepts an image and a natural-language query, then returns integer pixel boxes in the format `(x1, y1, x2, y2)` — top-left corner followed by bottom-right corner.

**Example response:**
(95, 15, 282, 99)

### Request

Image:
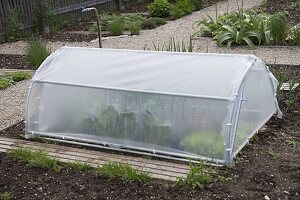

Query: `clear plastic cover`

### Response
(25, 48, 280, 165)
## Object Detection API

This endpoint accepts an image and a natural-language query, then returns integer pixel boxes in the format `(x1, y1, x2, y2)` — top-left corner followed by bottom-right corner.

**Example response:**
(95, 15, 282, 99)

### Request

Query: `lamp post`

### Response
(82, 7, 102, 48)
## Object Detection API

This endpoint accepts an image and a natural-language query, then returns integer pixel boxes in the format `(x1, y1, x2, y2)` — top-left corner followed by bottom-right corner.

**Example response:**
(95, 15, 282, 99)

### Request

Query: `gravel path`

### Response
(0, 80, 31, 130)
(0, 0, 299, 65)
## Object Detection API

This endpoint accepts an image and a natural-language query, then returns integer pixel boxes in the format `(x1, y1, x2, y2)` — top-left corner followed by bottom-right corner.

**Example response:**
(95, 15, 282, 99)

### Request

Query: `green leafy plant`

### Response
(191, 0, 204, 10)
(0, 192, 12, 200)
(25, 38, 51, 68)
(5, 9, 23, 41)
(9, 146, 61, 172)
(9, 71, 32, 82)
(269, 14, 290, 45)
(148, 0, 173, 18)
(214, 21, 262, 48)
(128, 22, 141, 35)
(96, 162, 151, 182)
(108, 19, 125, 36)
(176, 161, 211, 191)
(0, 78, 10, 90)
(175, 0, 195, 15)
(171, 5, 186, 19)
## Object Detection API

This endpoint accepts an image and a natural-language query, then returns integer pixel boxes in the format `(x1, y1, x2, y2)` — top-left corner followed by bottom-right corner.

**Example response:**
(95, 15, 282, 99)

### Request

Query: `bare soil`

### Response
(262, 0, 300, 25)
(0, 65, 299, 199)
(0, 54, 34, 70)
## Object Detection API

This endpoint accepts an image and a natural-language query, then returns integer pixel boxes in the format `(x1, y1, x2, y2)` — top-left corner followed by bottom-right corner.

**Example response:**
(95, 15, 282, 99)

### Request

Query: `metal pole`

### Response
(82, 7, 102, 48)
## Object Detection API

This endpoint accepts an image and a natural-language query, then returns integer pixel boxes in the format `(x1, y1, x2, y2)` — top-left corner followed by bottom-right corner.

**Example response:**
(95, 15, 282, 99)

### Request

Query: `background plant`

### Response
(0, 192, 12, 200)
(128, 22, 141, 35)
(33, 0, 56, 33)
(0, 72, 31, 90)
(191, 0, 204, 11)
(147, 36, 194, 52)
(108, 19, 125, 36)
(269, 14, 290, 45)
(148, 0, 173, 18)
(4, 9, 23, 41)
(25, 38, 51, 68)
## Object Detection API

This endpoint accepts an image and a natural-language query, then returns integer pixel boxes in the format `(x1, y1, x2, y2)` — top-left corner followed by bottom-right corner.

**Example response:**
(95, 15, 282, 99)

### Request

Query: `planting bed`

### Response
(262, 0, 300, 25)
(0, 65, 299, 199)
(0, 54, 34, 70)
(41, 32, 99, 43)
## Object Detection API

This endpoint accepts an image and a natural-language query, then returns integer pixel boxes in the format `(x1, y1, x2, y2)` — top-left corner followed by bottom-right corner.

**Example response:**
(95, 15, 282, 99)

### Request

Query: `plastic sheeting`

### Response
(25, 47, 281, 165)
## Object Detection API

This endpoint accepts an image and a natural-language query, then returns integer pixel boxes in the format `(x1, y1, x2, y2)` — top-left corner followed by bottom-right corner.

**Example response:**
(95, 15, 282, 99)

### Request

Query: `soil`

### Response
(0, 54, 35, 70)
(41, 32, 99, 43)
(262, 0, 300, 25)
(0, 65, 299, 199)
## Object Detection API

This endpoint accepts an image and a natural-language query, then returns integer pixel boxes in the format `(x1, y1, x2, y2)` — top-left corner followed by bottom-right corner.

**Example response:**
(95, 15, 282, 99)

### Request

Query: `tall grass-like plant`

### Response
(128, 22, 141, 35)
(108, 19, 125, 36)
(96, 162, 151, 182)
(269, 14, 289, 45)
(9, 147, 61, 172)
(25, 38, 50, 69)
(149, 36, 194, 52)
(292, 28, 300, 46)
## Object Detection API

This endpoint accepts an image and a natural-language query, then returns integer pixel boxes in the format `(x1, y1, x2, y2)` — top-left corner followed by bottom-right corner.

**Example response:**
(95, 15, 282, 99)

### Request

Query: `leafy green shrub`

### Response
(148, 0, 173, 18)
(108, 19, 125, 36)
(191, 0, 204, 10)
(5, 9, 23, 41)
(171, 5, 186, 19)
(175, 0, 195, 15)
(269, 14, 290, 45)
(25, 38, 51, 68)
(9, 71, 32, 82)
(142, 18, 158, 29)
(128, 22, 141, 35)
(149, 17, 166, 26)
(176, 161, 211, 190)
(0, 78, 10, 90)
(9, 147, 61, 172)
(96, 162, 151, 182)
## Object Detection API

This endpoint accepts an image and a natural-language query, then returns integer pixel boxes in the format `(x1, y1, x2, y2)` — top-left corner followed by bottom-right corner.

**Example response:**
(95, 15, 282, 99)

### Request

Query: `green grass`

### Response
(176, 161, 211, 191)
(267, 148, 280, 160)
(25, 38, 50, 69)
(66, 162, 92, 172)
(128, 22, 141, 35)
(0, 192, 12, 200)
(286, 139, 300, 147)
(96, 162, 151, 182)
(9, 146, 61, 172)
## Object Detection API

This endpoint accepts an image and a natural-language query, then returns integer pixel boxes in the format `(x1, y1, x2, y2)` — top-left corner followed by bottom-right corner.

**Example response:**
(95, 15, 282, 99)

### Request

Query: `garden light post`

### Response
(82, 7, 102, 48)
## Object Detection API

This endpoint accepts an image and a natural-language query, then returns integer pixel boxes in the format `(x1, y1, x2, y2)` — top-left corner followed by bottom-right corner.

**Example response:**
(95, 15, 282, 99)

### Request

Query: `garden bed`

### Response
(0, 54, 34, 70)
(261, 0, 300, 25)
(0, 65, 299, 199)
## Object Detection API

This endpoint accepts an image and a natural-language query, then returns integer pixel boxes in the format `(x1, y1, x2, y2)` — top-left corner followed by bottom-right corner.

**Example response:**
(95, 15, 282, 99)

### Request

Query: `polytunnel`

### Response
(25, 47, 281, 165)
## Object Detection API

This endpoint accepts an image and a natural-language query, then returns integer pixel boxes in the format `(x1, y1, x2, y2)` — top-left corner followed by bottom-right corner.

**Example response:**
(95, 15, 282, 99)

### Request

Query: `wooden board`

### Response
(0, 137, 190, 181)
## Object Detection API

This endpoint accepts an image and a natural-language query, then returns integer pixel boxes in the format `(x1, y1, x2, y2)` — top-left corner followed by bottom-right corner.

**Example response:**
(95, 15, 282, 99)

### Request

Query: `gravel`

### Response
(0, 80, 31, 130)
